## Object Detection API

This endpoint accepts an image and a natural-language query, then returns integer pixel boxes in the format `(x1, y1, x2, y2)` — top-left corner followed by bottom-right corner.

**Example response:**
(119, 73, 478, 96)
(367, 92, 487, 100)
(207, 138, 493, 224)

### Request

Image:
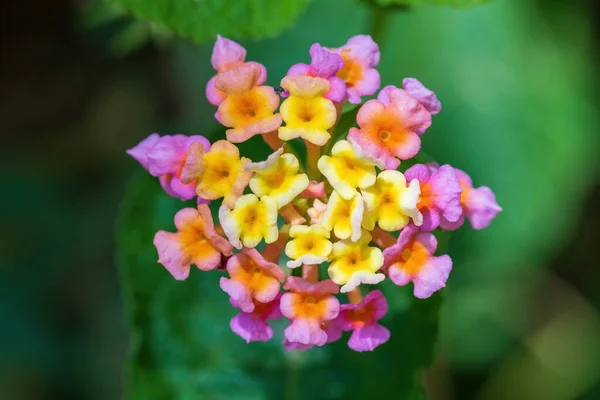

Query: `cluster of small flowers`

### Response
(127, 35, 502, 352)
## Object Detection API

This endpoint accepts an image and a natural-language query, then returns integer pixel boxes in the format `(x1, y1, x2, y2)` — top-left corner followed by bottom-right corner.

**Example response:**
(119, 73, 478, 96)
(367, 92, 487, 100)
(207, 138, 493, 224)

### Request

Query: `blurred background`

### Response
(2, 0, 600, 399)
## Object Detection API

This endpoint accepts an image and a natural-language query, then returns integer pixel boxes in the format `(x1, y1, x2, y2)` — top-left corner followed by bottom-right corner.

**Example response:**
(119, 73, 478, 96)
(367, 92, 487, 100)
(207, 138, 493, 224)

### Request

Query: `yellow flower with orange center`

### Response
(219, 194, 279, 249)
(181, 140, 252, 208)
(328, 231, 384, 293)
(321, 191, 364, 242)
(361, 170, 423, 232)
(245, 148, 309, 209)
(216, 64, 282, 143)
(278, 76, 337, 146)
(317, 139, 383, 200)
(285, 224, 332, 268)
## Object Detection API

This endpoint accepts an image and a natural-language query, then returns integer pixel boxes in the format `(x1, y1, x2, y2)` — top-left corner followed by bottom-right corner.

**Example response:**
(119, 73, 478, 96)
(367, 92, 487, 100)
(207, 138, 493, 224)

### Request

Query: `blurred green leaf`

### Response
(108, 0, 313, 43)
(324, 106, 359, 154)
(374, 0, 494, 7)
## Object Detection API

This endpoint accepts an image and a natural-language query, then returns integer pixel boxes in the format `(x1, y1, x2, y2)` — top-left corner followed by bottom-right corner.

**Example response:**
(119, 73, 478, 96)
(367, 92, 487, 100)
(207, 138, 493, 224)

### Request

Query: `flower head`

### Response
(332, 290, 390, 352)
(404, 164, 463, 231)
(278, 76, 337, 146)
(181, 140, 252, 208)
(318, 139, 383, 200)
(383, 224, 452, 298)
(127, 134, 211, 200)
(206, 35, 267, 106)
(331, 35, 380, 104)
(230, 295, 282, 343)
(280, 277, 340, 346)
(439, 168, 502, 230)
(287, 43, 346, 103)
(219, 194, 279, 249)
(328, 231, 384, 293)
(321, 191, 364, 242)
(362, 170, 422, 231)
(245, 148, 309, 209)
(285, 224, 332, 268)
(153, 205, 233, 280)
(348, 87, 431, 169)
(220, 248, 286, 312)
(215, 64, 282, 143)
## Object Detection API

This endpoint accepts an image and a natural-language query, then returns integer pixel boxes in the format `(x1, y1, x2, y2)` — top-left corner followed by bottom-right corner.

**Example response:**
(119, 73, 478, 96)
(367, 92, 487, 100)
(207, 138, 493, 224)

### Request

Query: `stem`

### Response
(371, 227, 397, 248)
(302, 264, 319, 283)
(262, 226, 289, 264)
(280, 204, 306, 225)
(262, 130, 284, 151)
(305, 140, 322, 180)
(347, 287, 363, 304)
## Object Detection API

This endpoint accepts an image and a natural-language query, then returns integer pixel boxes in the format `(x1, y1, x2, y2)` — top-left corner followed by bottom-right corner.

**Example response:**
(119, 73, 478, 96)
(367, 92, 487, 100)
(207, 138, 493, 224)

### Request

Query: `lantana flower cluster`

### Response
(127, 35, 502, 352)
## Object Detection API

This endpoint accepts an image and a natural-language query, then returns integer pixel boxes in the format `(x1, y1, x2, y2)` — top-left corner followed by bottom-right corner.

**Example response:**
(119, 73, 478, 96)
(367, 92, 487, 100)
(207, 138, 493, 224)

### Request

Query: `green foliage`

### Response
(117, 172, 442, 398)
(374, 0, 494, 8)
(108, 0, 313, 43)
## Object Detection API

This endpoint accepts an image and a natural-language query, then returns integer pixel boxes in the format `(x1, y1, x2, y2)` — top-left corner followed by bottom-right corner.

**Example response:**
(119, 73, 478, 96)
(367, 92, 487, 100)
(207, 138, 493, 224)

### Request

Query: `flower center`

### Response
(402, 248, 413, 261)
(305, 296, 316, 304)
(379, 130, 391, 141)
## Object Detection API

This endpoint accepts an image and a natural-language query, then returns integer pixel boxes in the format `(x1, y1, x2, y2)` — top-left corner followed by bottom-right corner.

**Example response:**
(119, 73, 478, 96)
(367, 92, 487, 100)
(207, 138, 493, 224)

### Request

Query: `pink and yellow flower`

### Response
(206, 35, 267, 106)
(329, 290, 390, 352)
(245, 148, 309, 209)
(181, 140, 252, 208)
(318, 139, 383, 200)
(362, 170, 422, 231)
(127, 134, 211, 201)
(278, 76, 337, 146)
(220, 248, 286, 312)
(285, 224, 332, 268)
(219, 194, 279, 249)
(215, 64, 282, 143)
(286, 43, 347, 103)
(348, 87, 431, 170)
(280, 277, 340, 346)
(321, 191, 364, 241)
(439, 168, 502, 230)
(331, 35, 381, 104)
(379, 78, 441, 124)
(153, 205, 233, 280)
(404, 163, 463, 231)
(229, 295, 282, 343)
(328, 231, 384, 293)
(383, 224, 452, 299)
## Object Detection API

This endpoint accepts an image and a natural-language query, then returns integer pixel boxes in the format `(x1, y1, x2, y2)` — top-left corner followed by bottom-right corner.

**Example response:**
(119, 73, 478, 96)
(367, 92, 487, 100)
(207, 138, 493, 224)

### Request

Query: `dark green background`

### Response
(2, 0, 600, 399)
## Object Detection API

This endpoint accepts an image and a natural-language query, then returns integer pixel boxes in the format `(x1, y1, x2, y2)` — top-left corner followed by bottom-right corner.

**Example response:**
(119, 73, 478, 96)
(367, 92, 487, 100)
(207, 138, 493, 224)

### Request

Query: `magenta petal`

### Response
(348, 68, 380, 104)
(206, 76, 226, 106)
(346, 35, 380, 66)
(439, 214, 465, 231)
(168, 177, 197, 201)
(382, 224, 420, 270)
(147, 136, 181, 176)
(402, 78, 441, 115)
(430, 164, 463, 223)
(153, 231, 190, 280)
(220, 277, 254, 313)
(420, 206, 440, 231)
(412, 255, 452, 299)
(284, 319, 327, 346)
(126, 133, 160, 170)
(283, 339, 314, 352)
(465, 186, 502, 230)
(404, 164, 431, 183)
(324, 319, 343, 343)
(287, 62, 312, 77)
(347, 323, 390, 352)
(310, 43, 344, 77)
(376, 85, 396, 106)
(185, 135, 211, 152)
(230, 312, 273, 343)
(326, 76, 347, 103)
(211, 35, 246, 71)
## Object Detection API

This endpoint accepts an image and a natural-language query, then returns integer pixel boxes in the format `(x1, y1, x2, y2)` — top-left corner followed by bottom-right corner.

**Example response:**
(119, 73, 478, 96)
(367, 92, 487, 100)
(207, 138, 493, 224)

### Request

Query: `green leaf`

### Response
(108, 0, 313, 43)
(323, 106, 360, 155)
(374, 0, 494, 8)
